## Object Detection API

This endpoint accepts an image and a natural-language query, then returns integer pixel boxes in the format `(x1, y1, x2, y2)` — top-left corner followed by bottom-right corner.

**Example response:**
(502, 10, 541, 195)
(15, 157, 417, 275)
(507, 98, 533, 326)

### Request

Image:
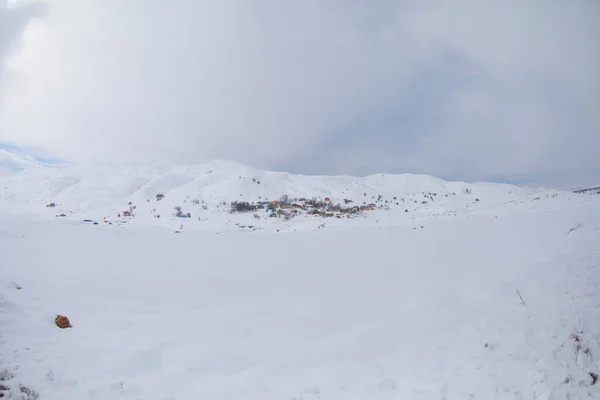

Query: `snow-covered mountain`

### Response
(0, 159, 550, 228)
(0, 147, 43, 175)
(1, 158, 599, 399)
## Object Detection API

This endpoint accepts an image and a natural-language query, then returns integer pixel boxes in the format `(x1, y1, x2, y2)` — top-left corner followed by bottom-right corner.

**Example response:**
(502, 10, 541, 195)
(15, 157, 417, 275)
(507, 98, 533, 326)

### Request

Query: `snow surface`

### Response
(0, 149, 42, 176)
(0, 160, 542, 228)
(1, 160, 599, 399)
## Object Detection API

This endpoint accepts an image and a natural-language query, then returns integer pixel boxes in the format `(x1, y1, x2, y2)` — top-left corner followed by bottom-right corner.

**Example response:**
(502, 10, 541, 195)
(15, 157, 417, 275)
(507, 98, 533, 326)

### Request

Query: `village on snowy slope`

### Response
(46, 189, 478, 227)
(0, 158, 578, 230)
(2, 157, 600, 399)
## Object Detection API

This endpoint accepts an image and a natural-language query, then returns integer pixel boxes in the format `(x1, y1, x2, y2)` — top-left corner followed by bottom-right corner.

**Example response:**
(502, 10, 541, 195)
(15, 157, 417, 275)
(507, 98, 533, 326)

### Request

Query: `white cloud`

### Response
(0, 0, 598, 186)
(0, 0, 45, 79)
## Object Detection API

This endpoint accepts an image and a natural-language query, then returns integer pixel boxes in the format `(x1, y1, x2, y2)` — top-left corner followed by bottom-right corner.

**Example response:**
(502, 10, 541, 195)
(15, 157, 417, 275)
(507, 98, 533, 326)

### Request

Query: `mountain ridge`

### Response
(0, 158, 556, 232)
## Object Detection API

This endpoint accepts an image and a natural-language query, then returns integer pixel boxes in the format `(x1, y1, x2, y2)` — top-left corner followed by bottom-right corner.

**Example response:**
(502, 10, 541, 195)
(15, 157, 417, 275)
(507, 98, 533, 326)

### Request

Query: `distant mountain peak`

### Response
(0, 145, 66, 175)
(0, 147, 41, 174)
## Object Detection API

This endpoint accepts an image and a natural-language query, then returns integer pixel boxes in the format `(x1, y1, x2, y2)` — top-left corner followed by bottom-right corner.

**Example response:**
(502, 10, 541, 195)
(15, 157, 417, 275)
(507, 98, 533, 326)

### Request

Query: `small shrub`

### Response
(0, 369, 14, 381)
(18, 384, 40, 400)
(567, 223, 582, 235)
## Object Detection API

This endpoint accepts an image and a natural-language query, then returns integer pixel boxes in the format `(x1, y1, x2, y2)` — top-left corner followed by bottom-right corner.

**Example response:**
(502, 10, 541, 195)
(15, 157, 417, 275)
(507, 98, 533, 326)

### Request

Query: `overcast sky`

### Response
(0, 0, 598, 186)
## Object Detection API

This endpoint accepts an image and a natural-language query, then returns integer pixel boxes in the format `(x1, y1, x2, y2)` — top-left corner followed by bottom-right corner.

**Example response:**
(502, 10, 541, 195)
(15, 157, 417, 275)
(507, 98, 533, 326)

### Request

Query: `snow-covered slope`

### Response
(0, 148, 42, 175)
(1, 187, 599, 399)
(0, 160, 549, 231)
(1, 160, 599, 398)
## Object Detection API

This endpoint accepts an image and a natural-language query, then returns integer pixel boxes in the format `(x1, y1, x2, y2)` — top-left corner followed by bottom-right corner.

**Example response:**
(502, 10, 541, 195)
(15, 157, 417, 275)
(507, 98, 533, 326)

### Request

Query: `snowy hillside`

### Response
(0, 148, 43, 176)
(1, 160, 599, 399)
(0, 160, 550, 232)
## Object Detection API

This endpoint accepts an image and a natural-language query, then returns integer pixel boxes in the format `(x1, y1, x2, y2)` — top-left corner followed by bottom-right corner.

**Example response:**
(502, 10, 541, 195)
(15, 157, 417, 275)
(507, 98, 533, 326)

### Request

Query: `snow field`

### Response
(1, 194, 599, 399)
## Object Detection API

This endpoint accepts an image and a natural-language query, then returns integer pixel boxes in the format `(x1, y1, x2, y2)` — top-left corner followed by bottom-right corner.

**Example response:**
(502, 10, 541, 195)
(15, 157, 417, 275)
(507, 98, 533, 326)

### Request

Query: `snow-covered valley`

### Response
(1, 160, 599, 399)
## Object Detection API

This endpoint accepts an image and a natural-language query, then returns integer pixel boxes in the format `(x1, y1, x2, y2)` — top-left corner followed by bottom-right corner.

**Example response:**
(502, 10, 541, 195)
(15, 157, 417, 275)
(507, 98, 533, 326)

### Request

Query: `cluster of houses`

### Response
(113, 195, 379, 222)
(256, 197, 377, 219)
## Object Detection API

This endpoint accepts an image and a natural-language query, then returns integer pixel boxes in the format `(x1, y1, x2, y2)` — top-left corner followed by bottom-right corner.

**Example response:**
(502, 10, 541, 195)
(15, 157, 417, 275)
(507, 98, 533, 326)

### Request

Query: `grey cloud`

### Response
(0, 1, 46, 80)
(0, 0, 598, 186)
(396, 0, 600, 186)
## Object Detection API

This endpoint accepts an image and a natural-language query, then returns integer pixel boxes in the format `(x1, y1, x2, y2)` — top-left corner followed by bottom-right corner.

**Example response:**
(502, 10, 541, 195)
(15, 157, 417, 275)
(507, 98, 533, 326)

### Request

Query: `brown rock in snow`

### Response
(55, 315, 72, 329)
